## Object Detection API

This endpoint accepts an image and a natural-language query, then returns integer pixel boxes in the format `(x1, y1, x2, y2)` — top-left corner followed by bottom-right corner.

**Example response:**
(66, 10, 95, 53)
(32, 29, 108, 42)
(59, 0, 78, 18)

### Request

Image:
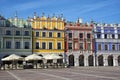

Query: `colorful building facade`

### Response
(94, 24, 120, 66)
(65, 19, 95, 66)
(30, 13, 65, 60)
(0, 15, 32, 60)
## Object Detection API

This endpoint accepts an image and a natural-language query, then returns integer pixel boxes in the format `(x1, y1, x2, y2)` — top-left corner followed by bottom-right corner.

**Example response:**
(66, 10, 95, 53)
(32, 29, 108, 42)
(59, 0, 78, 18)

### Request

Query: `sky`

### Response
(0, 0, 120, 23)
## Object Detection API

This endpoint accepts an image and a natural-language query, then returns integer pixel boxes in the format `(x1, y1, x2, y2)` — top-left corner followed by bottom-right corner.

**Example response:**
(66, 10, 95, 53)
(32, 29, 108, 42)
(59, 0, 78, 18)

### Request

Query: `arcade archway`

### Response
(79, 55, 84, 66)
(69, 55, 74, 66)
(88, 55, 94, 66)
(98, 55, 103, 66)
(108, 55, 113, 66)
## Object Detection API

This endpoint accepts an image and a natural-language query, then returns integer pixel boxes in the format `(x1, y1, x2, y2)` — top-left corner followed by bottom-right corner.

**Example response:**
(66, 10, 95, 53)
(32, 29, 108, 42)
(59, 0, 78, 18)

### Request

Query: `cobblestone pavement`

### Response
(0, 67, 120, 80)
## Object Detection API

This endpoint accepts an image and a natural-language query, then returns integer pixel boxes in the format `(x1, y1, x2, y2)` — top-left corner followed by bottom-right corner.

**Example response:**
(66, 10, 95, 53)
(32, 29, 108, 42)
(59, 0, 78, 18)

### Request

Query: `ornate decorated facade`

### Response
(65, 19, 95, 66)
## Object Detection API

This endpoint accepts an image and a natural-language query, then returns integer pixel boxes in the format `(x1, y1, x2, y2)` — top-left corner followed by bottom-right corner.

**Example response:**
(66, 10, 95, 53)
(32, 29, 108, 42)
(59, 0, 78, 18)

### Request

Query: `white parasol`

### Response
(25, 54, 43, 61)
(2, 54, 23, 61)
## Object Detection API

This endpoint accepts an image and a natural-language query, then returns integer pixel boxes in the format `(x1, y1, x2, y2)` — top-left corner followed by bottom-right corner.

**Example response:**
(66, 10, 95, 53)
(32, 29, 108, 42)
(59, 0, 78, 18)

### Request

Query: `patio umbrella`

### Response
(25, 54, 43, 61)
(43, 54, 63, 60)
(2, 54, 23, 61)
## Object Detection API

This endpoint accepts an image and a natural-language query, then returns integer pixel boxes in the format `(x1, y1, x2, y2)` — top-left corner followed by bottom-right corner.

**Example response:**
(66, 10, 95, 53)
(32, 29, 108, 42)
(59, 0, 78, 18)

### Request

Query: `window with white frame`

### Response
(68, 43, 72, 49)
(87, 43, 91, 50)
(36, 42, 39, 49)
(15, 42, 20, 49)
(49, 42, 52, 49)
(6, 41, 11, 49)
(42, 32, 46, 37)
(49, 32, 52, 37)
(68, 33, 72, 38)
(24, 31, 29, 36)
(79, 43, 83, 50)
(16, 31, 20, 36)
(87, 33, 91, 39)
(118, 34, 120, 39)
(36, 32, 39, 37)
(79, 33, 83, 38)
(42, 42, 46, 49)
(57, 42, 61, 49)
(98, 44, 101, 50)
(57, 32, 61, 38)
(112, 44, 115, 50)
(24, 42, 29, 49)
(6, 30, 11, 35)
(104, 34, 107, 39)
(105, 44, 108, 50)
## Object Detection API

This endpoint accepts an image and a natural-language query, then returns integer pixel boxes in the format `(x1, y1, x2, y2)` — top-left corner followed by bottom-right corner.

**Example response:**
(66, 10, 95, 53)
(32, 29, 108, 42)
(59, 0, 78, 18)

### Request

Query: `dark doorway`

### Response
(108, 55, 113, 66)
(98, 55, 103, 66)
(88, 55, 94, 66)
(69, 55, 74, 66)
(79, 55, 84, 66)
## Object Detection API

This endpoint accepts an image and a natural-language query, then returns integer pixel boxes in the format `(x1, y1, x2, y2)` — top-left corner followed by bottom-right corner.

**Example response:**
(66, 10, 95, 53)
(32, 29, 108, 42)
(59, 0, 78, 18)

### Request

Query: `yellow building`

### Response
(30, 13, 65, 57)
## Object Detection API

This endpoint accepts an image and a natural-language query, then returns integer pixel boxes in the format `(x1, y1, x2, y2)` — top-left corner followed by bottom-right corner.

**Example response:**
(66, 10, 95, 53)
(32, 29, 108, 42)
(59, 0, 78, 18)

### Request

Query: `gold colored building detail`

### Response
(30, 13, 65, 55)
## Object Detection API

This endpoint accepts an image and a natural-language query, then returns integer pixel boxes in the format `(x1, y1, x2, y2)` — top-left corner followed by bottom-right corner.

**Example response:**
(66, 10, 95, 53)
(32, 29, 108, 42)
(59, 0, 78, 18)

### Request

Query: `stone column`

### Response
(75, 57, 79, 67)
(94, 54, 98, 66)
(113, 55, 118, 66)
(84, 55, 88, 66)
(103, 55, 108, 66)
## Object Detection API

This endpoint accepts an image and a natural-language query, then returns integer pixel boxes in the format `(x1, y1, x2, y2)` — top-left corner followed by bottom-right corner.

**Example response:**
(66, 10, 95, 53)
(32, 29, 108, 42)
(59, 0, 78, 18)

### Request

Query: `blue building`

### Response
(94, 24, 120, 66)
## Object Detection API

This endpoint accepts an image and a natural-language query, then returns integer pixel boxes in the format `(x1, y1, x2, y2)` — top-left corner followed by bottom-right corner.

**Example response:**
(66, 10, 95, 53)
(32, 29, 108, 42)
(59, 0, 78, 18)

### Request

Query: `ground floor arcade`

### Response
(66, 52, 120, 67)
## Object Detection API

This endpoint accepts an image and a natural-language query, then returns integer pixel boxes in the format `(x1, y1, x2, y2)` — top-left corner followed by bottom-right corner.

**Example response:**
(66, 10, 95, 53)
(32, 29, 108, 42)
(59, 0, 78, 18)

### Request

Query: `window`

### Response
(24, 31, 29, 36)
(87, 43, 91, 50)
(49, 32, 52, 37)
(112, 34, 115, 39)
(57, 42, 61, 49)
(97, 34, 101, 38)
(98, 44, 101, 50)
(6, 41, 11, 49)
(36, 42, 39, 49)
(68, 33, 72, 38)
(105, 44, 108, 50)
(68, 43, 72, 49)
(87, 33, 91, 39)
(104, 34, 107, 39)
(118, 34, 120, 39)
(112, 44, 115, 50)
(36, 32, 39, 37)
(24, 42, 29, 49)
(42, 32, 46, 37)
(79, 33, 83, 38)
(15, 42, 20, 49)
(6, 30, 11, 35)
(16, 31, 20, 36)
(42, 42, 46, 49)
(58, 33, 61, 38)
(119, 44, 120, 51)
(79, 43, 83, 50)
(49, 42, 52, 49)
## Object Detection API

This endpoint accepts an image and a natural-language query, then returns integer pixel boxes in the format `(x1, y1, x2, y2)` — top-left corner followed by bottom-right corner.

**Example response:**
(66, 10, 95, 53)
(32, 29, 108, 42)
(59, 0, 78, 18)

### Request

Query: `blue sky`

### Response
(0, 0, 120, 23)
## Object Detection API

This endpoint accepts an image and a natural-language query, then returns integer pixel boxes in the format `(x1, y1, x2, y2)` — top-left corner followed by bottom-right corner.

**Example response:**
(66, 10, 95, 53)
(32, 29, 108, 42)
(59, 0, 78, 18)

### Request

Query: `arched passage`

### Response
(88, 55, 94, 66)
(79, 55, 84, 66)
(69, 55, 74, 66)
(108, 55, 113, 66)
(98, 55, 103, 66)
(118, 55, 120, 66)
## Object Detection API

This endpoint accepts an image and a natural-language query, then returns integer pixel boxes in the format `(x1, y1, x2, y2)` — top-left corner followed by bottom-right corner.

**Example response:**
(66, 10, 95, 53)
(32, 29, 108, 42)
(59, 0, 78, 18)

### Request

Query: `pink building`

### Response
(65, 19, 95, 66)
